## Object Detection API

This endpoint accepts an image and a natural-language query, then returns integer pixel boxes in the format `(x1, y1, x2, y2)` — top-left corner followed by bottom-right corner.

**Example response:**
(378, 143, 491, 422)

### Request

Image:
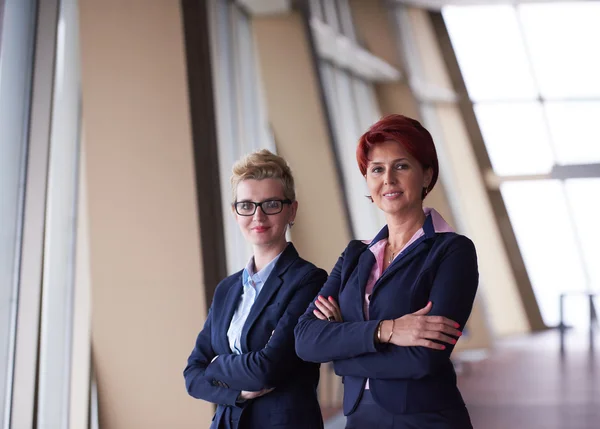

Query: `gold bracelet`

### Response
(376, 321, 383, 343)
(386, 319, 394, 343)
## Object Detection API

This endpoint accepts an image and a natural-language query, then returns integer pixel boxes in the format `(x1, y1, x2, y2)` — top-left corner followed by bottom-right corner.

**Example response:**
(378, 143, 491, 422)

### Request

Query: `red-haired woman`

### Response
(295, 115, 477, 429)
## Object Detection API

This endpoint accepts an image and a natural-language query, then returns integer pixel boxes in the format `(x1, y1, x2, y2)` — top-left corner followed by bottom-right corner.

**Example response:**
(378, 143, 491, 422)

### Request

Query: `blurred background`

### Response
(0, 0, 598, 428)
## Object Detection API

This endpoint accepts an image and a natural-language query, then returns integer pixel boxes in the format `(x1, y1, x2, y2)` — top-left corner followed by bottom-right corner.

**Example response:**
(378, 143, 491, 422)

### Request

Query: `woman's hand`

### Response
(239, 387, 275, 401)
(380, 302, 462, 350)
(313, 295, 343, 322)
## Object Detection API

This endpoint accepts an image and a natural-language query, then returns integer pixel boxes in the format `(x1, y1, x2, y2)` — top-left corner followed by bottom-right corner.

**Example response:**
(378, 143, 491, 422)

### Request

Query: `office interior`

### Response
(0, 0, 598, 428)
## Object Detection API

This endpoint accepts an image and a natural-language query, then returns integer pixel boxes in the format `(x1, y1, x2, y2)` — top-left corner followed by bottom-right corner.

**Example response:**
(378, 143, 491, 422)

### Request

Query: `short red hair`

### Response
(356, 114, 439, 197)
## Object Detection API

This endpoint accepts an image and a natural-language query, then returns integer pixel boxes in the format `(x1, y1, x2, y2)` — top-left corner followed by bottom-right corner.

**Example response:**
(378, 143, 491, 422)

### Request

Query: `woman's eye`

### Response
(240, 202, 252, 210)
(264, 201, 279, 209)
(371, 167, 383, 174)
(395, 163, 408, 170)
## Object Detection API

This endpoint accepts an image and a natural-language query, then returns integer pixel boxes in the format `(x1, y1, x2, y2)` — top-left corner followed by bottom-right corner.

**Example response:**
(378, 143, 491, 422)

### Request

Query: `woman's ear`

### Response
(423, 167, 433, 189)
(289, 200, 298, 223)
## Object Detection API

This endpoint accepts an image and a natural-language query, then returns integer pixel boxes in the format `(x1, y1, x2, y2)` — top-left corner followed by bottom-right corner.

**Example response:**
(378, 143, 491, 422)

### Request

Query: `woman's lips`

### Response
(383, 191, 402, 199)
(253, 226, 269, 233)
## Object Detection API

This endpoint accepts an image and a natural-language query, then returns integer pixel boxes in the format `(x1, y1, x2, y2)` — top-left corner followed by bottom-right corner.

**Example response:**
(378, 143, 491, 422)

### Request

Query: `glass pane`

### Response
(501, 180, 588, 327)
(336, 0, 357, 41)
(475, 102, 554, 175)
(308, 0, 324, 21)
(0, 0, 36, 425)
(519, 2, 600, 99)
(443, 5, 537, 101)
(234, 6, 263, 151)
(322, 0, 340, 32)
(351, 78, 381, 133)
(564, 179, 600, 291)
(321, 64, 384, 239)
(330, 68, 381, 239)
(545, 101, 600, 165)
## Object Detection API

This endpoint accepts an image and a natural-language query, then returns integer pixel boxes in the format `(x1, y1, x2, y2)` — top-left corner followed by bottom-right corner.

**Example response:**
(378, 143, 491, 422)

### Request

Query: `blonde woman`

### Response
(185, 149, 326, 429)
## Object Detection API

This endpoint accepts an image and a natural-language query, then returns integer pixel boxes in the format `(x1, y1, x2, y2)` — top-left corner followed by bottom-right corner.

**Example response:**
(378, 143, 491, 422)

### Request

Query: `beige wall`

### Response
(79, 1, 211, 428)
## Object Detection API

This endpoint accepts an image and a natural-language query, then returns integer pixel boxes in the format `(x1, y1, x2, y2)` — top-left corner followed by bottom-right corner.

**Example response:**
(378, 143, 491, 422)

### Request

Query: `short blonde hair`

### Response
(231, 149, 296, 203)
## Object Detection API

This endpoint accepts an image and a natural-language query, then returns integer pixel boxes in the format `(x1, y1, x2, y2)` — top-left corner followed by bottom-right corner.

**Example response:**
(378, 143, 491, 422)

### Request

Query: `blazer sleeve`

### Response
(204, 268, 328, 391)
(294, 246, 382, 363)
(332, 236, 479, 380)
(183, 305, 242, 406)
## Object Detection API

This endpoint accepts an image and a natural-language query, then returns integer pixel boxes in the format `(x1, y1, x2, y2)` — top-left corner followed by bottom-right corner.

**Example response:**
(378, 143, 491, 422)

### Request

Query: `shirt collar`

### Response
(367, 207, 454, 248)
(242, 244, 287, 286)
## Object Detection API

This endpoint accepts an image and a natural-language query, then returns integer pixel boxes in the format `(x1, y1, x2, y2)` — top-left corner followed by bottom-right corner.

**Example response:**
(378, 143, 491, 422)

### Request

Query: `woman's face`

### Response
(234, 178, 297, 249)
(365, 140, 432, 216)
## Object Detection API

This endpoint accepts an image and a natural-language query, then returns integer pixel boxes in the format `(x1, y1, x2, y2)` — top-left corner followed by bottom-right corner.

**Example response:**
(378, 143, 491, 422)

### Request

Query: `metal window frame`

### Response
(36, 0, 83, 425)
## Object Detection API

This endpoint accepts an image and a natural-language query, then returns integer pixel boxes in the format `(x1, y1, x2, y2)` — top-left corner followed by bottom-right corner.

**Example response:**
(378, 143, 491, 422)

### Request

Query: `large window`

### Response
(444, 2, 600, 327)
(309, 0, 400, 240)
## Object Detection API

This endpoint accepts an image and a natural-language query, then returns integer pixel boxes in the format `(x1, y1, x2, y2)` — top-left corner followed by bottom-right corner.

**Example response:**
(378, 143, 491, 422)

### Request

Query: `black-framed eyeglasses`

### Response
(234, 199, 292, 216)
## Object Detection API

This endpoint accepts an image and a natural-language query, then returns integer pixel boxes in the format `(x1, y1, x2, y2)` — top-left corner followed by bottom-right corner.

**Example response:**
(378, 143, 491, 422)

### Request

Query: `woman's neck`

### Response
(252, 239, 288, 272)
(385, 206, 426, 251)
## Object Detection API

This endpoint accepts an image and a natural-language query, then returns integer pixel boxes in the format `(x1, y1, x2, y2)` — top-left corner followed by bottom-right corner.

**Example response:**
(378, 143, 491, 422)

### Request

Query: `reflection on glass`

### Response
(564, 179, 600, 291)
(443, 5, 537, 101)
(474, 102, 553, 175)
(519, 2, 600, 98)
(545, 101, 600, 165)
(501, 180, 588, 327)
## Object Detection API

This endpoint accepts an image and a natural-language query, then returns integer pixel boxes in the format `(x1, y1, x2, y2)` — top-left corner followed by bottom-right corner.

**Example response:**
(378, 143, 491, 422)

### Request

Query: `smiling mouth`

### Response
(383, 191, 402, 197)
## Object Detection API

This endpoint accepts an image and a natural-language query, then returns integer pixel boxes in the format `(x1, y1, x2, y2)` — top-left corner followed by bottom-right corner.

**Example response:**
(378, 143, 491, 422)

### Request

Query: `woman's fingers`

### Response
(314, 296, 343, 322)
(412, 301, 432, 316)
(426, 322, 462, 337)
(421, 331, 456, 345)
(260, 387, 275, 396)
(313, 308, 327, 320)
(316, 296, 341, 320)
(314, 299, 332, 316)
(327, 296, 342, 320)
(424, 315, 460, 328)
(416, 339, 447, 350)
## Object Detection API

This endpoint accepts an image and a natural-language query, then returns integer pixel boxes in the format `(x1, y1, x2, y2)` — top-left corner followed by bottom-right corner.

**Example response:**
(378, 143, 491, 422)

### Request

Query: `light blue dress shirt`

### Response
(226, 251, 284, 355)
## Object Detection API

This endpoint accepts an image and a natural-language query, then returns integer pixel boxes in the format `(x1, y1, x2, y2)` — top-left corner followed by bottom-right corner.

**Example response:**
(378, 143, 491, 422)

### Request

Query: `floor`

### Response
(326, 330, 599, 429)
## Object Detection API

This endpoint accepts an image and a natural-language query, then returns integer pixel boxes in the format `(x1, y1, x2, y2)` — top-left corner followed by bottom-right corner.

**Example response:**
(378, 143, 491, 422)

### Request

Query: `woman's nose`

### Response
(384, 170, 396, 185)
(253, 206, 267, 220)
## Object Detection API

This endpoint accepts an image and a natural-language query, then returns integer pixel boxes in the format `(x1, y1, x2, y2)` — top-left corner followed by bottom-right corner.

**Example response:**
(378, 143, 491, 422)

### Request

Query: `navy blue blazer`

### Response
(294, 216, 479, 416)
(184, 243, 327, 429)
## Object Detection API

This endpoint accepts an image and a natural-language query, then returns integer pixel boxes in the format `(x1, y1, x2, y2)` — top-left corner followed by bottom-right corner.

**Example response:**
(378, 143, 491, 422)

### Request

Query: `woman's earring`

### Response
(289, 221, 295, 228)
(422, 187, 428, 198)
(366, 195, 373, 202)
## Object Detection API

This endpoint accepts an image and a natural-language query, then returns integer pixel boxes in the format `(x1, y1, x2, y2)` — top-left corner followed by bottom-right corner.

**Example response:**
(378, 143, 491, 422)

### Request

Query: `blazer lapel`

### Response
(355, 250, 376, 321)
(239, 243, 299, 352)
(219, 275, 243, 353)
(374, 216, 437, 292)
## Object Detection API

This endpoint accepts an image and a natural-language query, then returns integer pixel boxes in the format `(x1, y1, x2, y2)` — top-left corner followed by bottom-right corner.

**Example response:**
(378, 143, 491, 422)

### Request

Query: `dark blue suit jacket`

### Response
(295, 216, 479, 416)
(184, 243, 326, 429)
